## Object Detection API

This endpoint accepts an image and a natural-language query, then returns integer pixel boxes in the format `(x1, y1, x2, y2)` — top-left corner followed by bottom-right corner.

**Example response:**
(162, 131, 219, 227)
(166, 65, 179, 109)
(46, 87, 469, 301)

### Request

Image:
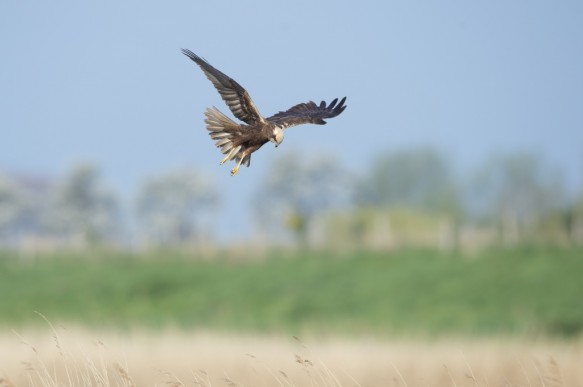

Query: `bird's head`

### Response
(270, 126, 284, 147)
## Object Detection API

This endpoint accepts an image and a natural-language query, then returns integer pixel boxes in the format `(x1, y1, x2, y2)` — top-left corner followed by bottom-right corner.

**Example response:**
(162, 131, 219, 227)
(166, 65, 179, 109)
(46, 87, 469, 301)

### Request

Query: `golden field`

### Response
(1, 329, 581, 387)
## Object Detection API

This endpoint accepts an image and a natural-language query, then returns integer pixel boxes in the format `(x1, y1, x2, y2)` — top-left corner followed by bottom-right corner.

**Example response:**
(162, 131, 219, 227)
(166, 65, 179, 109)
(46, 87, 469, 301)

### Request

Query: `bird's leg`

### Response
(220, 148, 236, 165)
(230, 155, 245, 176)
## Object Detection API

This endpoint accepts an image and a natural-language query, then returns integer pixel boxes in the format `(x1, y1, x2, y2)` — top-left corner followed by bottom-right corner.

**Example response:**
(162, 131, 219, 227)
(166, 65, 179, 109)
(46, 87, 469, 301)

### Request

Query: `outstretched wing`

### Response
(181, 49, 264, 125)
(266, 97, 347, 129)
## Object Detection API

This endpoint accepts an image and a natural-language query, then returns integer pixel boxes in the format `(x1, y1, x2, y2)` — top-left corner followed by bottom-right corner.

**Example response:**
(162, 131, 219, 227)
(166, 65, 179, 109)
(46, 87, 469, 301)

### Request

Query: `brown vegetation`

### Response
(1, 329, 581, 386)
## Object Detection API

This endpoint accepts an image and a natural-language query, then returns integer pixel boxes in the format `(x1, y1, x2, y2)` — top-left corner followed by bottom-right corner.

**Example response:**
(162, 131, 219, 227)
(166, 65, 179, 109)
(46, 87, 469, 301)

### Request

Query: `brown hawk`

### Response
(181, 49, 347, 176)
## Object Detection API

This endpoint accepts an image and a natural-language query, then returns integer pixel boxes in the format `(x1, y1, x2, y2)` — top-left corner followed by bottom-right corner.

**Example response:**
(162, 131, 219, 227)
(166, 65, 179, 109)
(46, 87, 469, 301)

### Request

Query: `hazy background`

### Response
(2, 1, 582, 244)
(2, 4, 583, 385)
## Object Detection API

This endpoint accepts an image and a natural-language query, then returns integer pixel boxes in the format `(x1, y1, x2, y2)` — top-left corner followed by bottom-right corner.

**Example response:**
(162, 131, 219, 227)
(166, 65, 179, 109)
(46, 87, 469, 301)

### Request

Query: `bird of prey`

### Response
(181, 49, 347, 176)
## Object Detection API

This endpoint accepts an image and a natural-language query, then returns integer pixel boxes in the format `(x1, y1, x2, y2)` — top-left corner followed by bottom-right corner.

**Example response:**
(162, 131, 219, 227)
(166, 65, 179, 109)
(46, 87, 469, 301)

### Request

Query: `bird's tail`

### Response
(204, 107, 249, 166)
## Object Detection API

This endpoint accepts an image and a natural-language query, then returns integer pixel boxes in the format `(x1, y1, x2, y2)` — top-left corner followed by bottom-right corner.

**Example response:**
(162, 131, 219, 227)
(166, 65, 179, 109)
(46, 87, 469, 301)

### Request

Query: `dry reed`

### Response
(0, 328, 581, 386)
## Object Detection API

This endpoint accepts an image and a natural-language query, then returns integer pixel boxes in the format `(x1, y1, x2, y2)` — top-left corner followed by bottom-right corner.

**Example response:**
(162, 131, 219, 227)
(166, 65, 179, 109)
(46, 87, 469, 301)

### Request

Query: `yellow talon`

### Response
(221, 145, 241, 165)
(230, 155, 245, 176)
(220, 154, 231, 165)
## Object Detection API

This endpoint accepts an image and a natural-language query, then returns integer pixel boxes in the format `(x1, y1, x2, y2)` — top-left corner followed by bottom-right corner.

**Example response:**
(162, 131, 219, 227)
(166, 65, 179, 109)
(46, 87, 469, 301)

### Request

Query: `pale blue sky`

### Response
(2, 1, 582, 240)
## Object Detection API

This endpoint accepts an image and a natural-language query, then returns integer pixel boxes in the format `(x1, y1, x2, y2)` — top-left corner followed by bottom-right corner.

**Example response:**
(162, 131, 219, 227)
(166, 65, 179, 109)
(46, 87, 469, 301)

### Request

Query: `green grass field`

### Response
(1, 247, 581, 337)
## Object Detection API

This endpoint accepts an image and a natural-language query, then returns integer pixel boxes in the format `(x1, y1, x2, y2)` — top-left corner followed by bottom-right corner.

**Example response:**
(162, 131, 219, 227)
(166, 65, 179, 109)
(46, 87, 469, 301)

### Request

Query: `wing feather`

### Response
(266, 97, 347, 129)
(181, 49, 264, 125)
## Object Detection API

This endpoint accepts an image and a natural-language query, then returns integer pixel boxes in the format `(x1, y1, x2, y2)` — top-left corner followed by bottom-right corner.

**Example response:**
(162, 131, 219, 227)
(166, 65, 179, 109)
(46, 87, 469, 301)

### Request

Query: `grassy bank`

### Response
(0, 247, 581, 337)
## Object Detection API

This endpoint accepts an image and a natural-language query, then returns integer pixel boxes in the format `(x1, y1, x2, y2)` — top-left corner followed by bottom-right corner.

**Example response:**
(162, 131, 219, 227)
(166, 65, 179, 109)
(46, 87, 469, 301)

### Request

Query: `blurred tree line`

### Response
(1, 147, 582, 252)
